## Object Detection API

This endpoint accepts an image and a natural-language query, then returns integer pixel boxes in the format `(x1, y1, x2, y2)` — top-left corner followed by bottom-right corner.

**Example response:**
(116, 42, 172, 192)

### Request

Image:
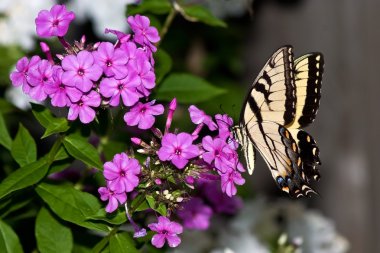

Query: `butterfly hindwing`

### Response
(289, 129, 321, 182)
(241, 46, 296, 126)
(244, 121, 316, 197)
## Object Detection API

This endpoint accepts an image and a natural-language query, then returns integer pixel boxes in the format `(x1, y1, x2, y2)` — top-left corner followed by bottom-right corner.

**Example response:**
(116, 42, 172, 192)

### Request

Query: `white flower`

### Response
(0, 0, 56, 50)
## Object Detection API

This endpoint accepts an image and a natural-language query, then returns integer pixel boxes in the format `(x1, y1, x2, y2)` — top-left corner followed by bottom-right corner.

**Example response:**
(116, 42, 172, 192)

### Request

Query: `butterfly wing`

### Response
(287, 53, 324, 129)
(240, 46, 296, 126)
(244, 121, 316, 198)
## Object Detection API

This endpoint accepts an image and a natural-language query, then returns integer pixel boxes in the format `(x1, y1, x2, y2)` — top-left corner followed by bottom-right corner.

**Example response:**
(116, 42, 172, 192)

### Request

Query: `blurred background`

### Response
(0, 0, 378, 252)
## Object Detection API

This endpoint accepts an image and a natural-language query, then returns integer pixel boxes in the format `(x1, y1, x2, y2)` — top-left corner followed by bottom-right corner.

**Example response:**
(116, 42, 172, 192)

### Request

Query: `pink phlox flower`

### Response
(67, 91, 101, 124)
(27, 59, 54, 101)
(189, 105, 217, 130)
(10, 56, 41, 94)
(35, 4, 75, 38)
(119, 42, 145, 63)
(220, 168, 245, 197)
(62, 50, 103, 92)
(45, 66, 82, 107)
(98, 184, 127, 213)
(129, 56, 155, 96)
(157, 132, 200, 169)
(215, 114, 234, 140)
(148, 216, 183, 248)
(127, 15, 160, 52)
(124, 100, 164, 129)
(177, 197, 213, 230)
(202, 136, 235, 173)
(99, 74, 140, 107)
(104, 28, 131, 42)
(103, 153, 141, 193)
(93, 42, 128, 79)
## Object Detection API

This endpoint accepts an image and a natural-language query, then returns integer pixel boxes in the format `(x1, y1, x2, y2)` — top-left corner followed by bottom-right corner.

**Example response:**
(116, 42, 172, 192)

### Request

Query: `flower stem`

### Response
(58, 36, 70, 49)
(157, 7, 177, 47)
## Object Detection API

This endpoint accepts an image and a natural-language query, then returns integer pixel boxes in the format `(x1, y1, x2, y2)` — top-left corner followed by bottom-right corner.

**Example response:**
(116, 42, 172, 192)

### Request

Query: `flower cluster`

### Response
(10, 4, 161, 125)
(98, 99, 245, 248)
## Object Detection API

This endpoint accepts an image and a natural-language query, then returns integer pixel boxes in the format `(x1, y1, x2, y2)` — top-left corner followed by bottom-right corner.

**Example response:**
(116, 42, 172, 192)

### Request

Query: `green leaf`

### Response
(11, 124, 37, 166)
(102, 140, 127, 162)
(154, 49, 172, 84)
(87, 208, 127, 225)
(0, 98, 17, 114)
(182, 5, 227, 27)
(0, 113, 12, 150)
(36, 207, 73, 253)
(156, 73, 226, 103)
(63, 134, 103, 170)
(109, 232, 138, 253)
(35, 183, 109, 232)
(32, 104, 70, 138)
(92, 236, 109, 253)
(127, 0, 171, 15)
(146, 195, 166, 216)
(130, 194, 149, 213)
(0, 220, 23, 253)
(0, 158, 49, 200)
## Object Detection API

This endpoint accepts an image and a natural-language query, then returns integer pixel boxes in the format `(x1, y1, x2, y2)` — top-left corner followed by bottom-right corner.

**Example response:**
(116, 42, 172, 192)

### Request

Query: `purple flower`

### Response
(148, 216, 183, 248)
(99, 74, 140, 107)
(45, 66, 82, 107)
(120, 42, 144, 63)
(177, 198, 213, 230)
(202, 136, 235, 173)
(93, 42, 128, 79)
(62, 50, 103, 92)
(199, 180, 243, 215)
(220, 168, 245, 197)
(127, 15, 160, 51)
(215, 114, 234, 140)
(157, 133, 199, 169)
(189, 105, 217, 131)
(35, 4, 75, 38)
(27, 59, 54, 101)
(124, 100, 164, 129)
(103, 153, 141, 193)
(10, 56, 41, 94)
(67, 91, 101, 124)
(130, 56, 155, 95)
(98, 185, 127, 213)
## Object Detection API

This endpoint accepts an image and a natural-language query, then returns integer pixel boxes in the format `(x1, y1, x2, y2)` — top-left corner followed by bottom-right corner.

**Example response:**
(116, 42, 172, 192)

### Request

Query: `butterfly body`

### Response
(234, 46, 324, 198)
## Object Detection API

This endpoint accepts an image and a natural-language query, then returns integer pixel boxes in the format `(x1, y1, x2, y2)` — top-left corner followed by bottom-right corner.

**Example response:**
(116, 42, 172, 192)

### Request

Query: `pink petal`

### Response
(78, 105, 96, 124)
(166, 234, 181, 248)
(151, 234, 166, 248)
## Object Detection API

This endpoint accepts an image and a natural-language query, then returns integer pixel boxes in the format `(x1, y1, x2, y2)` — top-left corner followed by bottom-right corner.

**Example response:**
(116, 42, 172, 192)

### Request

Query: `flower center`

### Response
(118, 83, 124, 90)
(106, 60, 112, 67)
(140, 107, 146, 114)
(78, 100, 84, 106)
(52, 19, 60, 27)
(77, 68, 85, 76)
(59, 84, 65, 90)
(120, 171, 125, 177)
(175, 148, 182, 155)
(42, 76, 48, 82)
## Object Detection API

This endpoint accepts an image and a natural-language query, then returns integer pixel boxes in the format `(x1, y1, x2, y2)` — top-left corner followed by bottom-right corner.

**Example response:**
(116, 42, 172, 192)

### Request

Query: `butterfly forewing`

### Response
(241, 46, 296, 126)
(287, 53, 324, 129)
